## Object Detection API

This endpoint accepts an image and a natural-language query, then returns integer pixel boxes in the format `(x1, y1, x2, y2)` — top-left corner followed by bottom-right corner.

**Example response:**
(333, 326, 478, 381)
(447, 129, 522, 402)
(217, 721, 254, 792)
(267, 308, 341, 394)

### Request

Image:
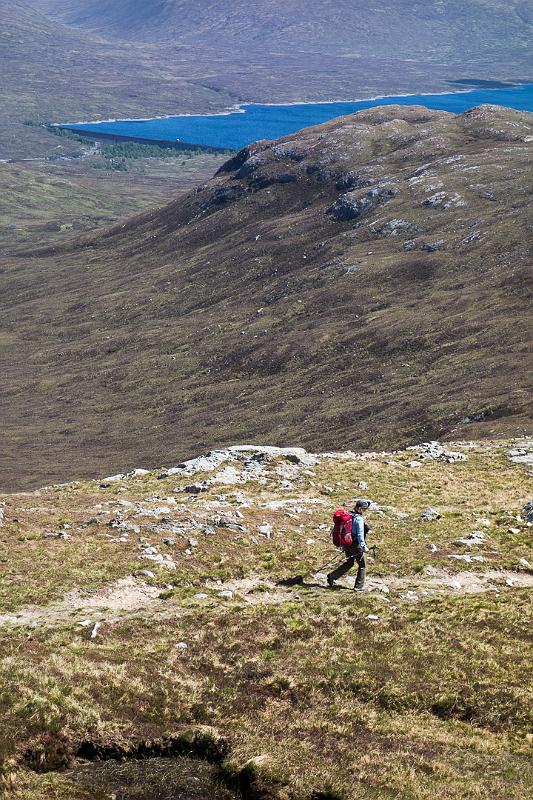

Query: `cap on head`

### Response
(355, 499, 370, 509)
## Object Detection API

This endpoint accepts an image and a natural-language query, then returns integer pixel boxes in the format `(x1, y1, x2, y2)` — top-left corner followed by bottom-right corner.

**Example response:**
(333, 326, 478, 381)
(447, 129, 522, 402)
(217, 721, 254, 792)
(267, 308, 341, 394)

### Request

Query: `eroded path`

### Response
(1, 568, 531, 630)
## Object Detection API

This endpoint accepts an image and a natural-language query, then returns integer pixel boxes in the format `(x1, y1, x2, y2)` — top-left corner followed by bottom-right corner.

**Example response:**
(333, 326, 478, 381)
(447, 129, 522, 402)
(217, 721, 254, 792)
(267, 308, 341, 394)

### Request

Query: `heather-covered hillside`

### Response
(1, 104, 531, 490)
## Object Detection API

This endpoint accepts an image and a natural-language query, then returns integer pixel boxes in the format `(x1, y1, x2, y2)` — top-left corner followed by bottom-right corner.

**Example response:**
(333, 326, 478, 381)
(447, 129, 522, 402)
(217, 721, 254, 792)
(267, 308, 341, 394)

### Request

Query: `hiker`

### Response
(327, 500, 370, 591)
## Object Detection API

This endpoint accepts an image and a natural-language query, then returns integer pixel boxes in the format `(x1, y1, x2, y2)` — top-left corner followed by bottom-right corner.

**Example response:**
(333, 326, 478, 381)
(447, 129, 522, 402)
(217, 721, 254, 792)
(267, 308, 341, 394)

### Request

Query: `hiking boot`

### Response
(326, 574, 335, 588)
(354, 586, 366, 592)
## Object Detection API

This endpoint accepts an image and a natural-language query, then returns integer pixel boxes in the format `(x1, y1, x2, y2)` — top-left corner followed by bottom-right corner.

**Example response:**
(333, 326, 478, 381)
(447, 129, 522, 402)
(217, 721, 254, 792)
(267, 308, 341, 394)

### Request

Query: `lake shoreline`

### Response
(57, 82, 532, 151)
(56, 81, 523, 127)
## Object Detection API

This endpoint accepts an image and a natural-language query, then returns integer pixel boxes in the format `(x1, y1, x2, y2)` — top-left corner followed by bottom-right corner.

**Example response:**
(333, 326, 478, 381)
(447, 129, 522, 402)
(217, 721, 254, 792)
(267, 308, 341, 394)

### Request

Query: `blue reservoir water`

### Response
(60, 83, 533, 151)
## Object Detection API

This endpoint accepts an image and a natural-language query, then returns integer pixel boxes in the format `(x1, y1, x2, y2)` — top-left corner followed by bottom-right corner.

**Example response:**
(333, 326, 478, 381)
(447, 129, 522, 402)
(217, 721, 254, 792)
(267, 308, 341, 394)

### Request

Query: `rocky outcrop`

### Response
(370, 218, 421, 238)
(327, 185, 399, 221)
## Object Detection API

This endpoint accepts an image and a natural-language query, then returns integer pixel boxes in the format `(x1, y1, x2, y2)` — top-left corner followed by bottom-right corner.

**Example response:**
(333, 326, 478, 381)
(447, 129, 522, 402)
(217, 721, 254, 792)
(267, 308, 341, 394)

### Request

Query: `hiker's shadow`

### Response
(277, 576, 354, 591)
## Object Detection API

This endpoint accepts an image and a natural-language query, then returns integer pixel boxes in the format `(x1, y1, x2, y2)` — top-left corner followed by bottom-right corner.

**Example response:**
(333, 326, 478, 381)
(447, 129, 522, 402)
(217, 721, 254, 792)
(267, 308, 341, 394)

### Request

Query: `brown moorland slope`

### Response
(1, 104, 532, 491)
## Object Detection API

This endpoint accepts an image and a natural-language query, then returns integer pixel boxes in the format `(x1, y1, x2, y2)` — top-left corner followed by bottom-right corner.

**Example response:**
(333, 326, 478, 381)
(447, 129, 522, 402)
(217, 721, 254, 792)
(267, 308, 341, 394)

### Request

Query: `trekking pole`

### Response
(314, 552, 341, 573)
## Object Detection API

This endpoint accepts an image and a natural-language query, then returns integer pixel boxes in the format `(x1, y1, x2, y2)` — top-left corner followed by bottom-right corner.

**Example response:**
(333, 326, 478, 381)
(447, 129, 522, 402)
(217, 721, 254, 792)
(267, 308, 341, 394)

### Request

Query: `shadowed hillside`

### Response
(1, 104, 531, 490)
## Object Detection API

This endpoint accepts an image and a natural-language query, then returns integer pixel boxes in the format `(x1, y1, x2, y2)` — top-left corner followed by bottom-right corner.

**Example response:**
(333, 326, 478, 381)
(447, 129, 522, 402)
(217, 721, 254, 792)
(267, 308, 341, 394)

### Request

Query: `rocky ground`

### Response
(1, 437, 532, 798)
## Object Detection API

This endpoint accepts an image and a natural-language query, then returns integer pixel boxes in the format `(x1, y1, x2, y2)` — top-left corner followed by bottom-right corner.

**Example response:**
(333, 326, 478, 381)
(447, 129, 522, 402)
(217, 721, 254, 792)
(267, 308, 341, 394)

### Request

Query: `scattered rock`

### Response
(272, 143, 307, 161)
(43, 530, 71, 540)
(184, 483, 210, 494)
(134, 570, 155, 579)
(421, 507, 441, 521)
(335, 172, 372, 191)
(408, 441, 467, 463)
(139, 542, 176, 569)
(371, 218, 421, 238)
(135, 505, 172, 517)
(448, 554, 485, 563)
(108, 519, 141, 534)
(235, 154, 267, 178)
(218, 590, 234, 600)
(423, 191, 447, 207)
(174, 642, 188, 650)
(454, 530, 486, 547)
(507, 446, 533, 469)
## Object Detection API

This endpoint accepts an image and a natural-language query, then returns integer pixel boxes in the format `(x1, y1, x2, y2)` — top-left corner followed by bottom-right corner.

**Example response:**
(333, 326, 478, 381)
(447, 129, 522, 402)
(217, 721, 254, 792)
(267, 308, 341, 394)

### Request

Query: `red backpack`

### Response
(332, 509, 353, 547)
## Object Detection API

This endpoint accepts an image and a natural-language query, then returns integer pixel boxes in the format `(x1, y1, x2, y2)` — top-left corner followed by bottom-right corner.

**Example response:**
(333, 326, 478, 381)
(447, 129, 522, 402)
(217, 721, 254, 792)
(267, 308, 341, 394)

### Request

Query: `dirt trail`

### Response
(0, 570, 531, 630)
(0, 577, 162, 629)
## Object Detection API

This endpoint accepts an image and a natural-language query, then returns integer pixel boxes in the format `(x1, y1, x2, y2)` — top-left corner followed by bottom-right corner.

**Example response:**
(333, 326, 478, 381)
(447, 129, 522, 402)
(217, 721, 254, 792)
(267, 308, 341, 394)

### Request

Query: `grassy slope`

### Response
(1, 104, 531, 491)
(0, 152, 228, 250)
(0, 438, 532, 798)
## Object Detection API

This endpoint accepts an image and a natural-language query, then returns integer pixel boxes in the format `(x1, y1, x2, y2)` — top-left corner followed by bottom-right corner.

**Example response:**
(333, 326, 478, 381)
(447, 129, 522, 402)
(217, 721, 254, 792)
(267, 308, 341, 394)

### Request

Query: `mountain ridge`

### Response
(1, 103, 531, 491)
(27, 0, 533, 57)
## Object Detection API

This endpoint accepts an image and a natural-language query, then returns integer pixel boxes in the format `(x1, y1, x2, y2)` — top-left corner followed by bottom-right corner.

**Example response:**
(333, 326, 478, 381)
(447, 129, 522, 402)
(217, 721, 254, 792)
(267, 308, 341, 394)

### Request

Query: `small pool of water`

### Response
(59, 83, 533, 151)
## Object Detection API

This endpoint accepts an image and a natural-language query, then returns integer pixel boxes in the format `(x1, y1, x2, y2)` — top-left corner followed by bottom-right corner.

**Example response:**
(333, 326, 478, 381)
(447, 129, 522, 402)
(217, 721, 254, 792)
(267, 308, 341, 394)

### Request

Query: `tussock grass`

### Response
(1, 441, 532, 798)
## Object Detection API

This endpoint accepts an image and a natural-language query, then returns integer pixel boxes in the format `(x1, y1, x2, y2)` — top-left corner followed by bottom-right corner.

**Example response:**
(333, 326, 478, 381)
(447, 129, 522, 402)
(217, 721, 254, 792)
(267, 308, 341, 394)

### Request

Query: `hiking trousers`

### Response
(328, 545, 366, 589)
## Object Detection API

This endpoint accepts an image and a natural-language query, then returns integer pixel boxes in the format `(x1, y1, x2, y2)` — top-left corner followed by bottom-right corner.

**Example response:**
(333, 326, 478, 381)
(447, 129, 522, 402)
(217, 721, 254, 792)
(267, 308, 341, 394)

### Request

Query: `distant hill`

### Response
(1, 104, 531, 490)
(0, 1, 234, 158)
(27, 0, 533, 61)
